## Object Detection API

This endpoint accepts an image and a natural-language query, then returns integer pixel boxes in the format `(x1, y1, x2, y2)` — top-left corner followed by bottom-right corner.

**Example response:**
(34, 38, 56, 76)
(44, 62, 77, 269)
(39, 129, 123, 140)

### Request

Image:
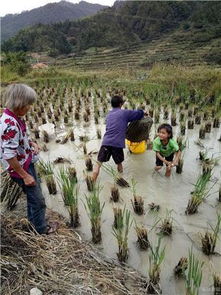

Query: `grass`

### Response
(185, 248, 204, 295)
(84, 185, 104, 244)
(112, 207, 132, 263)
(58, 167, 79, 227)
(147, 236, 165, 294)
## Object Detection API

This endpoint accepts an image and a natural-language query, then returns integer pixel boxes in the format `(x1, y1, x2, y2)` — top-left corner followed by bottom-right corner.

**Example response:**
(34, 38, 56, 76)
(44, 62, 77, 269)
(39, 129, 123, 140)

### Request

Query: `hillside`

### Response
(2, 1, 221, 67)
(1, 1, 106, 41)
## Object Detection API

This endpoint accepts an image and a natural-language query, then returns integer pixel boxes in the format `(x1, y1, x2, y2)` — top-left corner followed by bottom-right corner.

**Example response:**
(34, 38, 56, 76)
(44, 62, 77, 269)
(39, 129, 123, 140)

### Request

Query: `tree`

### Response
(3, 51, 31, 76)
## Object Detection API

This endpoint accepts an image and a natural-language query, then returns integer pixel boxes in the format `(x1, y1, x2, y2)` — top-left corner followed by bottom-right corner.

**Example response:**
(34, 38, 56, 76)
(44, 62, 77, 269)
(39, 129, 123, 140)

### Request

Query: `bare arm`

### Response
(7, 157, 36, 186)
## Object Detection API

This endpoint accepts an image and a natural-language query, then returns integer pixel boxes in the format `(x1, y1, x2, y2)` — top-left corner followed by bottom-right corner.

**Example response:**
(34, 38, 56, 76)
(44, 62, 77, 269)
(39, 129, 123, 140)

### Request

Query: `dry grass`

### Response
(1, 214, 146, 295)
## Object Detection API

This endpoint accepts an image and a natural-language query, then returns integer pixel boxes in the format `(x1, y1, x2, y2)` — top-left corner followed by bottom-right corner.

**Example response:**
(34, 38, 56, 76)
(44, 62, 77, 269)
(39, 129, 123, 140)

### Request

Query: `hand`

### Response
(31, 142, 41, 155)
(23, 174, 36, 186)
(164, 160, 171, 166)
(172, 161, 178, 166)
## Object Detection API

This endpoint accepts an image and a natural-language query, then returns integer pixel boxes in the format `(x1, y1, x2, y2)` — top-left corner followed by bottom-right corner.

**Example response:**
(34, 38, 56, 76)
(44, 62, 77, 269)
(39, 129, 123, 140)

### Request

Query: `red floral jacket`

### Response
(0, 109, 33, 178)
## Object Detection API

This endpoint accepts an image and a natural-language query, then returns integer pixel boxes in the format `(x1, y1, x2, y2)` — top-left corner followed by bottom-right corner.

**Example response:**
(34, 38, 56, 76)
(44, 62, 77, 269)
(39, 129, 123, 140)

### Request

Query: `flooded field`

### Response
(35, 87, 221, 295)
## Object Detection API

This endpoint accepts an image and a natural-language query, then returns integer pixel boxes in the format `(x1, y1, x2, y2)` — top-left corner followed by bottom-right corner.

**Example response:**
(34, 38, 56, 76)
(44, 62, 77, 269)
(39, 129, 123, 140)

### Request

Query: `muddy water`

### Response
(39, 116, 221, 295)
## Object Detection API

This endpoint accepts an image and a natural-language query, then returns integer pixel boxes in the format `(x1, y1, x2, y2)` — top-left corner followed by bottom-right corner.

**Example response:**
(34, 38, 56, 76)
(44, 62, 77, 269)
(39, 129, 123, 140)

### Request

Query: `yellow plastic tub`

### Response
(126, 139, 146, 154)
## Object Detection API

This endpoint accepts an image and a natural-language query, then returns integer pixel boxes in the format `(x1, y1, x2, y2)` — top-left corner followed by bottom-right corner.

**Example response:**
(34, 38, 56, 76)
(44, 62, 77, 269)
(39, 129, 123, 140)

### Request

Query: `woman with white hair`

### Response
(0, 83, 57, 234)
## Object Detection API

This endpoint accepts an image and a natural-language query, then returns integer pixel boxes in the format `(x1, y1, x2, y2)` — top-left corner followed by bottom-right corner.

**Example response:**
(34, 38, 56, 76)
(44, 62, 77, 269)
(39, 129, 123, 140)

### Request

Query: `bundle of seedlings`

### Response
(185, 248, 204, 295)
(180, 122, 186, 136)
(60, 133, 69, 144)
(54, 157, 71, 164)
(135, 224, 149, 250)
(68, 166, 77, 182)
(130, 178, 144, 215)
(58, 167, 79, 228)
(33, 127, 40, 139)
(163, 109, 169, 120)
(148, 202, 160, 212)
(219, 185, 221, 202)
(159, 209, 173, 236)
(84, 185, 104, 243)
(213, 118, 220, 128)
(113, 207, 124, 229)
(199, 125, 206, 139)
(174, 257, 188, 278)
(42, 130, 49, 143)
(68, 129, 75, 141)
(179, 111, 185, 122)
(85, 156, 93, 171)
(85, 173, 94, 192)
(185, 171, 212, 215)
(37, 161, 57, 194)
(213, 273, 221, 295)
(205, 121, 212, 133)
(200, 213, 221, 255)
(147, 237, 165, 294)
(102, 164, 130, 188)
(83, 143, 87, 155)
(154, 110, 160, 123)
(0, 171, 23, 210)
(188, 120, 194, 129)
(176, 137, 187, 174)
(195, 115, 201, 125)
(42, 143, 48, 152)
(110, 185, 120, 202)
(171, 113, 177, 126)
(112, 208, 132, 263)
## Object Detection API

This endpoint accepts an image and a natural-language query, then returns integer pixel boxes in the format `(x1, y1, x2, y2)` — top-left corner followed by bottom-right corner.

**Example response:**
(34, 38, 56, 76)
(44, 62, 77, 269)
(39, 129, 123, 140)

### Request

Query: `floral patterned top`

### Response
(0, 108, 33, 178)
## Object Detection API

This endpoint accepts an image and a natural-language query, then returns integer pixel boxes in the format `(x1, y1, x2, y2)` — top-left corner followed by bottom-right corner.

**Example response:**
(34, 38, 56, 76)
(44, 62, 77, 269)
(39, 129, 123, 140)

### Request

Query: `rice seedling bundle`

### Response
(84, 185, 104, 243)
(205, 121, 212, 133)
(42, 130, 49, 143)
(135, 225, 149, 250)
(110, 186, 120, 202)
(85, 156, 93, 171)
(199, 126, 206, 139)
(113, 207, 123, 229)
(33, 128, 40, 139)
(102, 164, 130, 188)
(185, 171, 212, 215)
(159, 210, 173, 236)
(42, 144, 48, 152)
(132, 195, 144, 215)
(37, 161, 57, 195)
(174, 257, 188, 277)
(0, 171, 23, 210)
(147, 237, 165, 294)
(219, 185, 221, 202)
(171, 114, 177, 126)
(126, 117, 153, 142)
(85, 175, 94, 192)
(213, 274, 221, 295)
(96, 129, 101, 139)
(213, 118, 220, 128)
(188, 120, 194, 129)
(148, 202, 160, 212)
(200, 213, 221, 255)
(58, 168, 79, 227)
(68, 166, 77, 182)
(185, 249, 204, 295)
(195, 115, 201, 125)
(163, 109, 169, 120)
(180, 112, 185, 122)
(112, 208, 132, 263)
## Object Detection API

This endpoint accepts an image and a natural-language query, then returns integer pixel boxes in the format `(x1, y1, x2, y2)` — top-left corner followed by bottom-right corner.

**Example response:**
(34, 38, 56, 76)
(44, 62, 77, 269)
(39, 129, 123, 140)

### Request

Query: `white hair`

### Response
(4, 83, 37, 110)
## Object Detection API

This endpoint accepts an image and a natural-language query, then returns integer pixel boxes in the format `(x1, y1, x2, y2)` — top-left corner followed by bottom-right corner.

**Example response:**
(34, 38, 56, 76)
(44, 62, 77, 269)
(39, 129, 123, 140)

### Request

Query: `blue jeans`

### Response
(12, 163, 47, 234)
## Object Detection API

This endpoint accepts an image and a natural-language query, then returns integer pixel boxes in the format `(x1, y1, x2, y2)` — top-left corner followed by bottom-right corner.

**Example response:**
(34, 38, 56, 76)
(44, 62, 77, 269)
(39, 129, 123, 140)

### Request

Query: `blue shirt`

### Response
(102, 108, 144, 148)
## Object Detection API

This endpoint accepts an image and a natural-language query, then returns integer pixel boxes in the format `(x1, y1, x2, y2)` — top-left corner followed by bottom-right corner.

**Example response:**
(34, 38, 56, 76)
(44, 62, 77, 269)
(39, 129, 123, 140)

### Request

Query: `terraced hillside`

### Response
(56, 30, 221, 71)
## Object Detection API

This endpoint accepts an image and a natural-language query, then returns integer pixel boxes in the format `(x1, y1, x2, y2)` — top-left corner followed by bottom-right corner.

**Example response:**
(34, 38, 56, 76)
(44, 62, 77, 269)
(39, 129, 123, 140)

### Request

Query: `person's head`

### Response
(157, 123, 173, 140)
(111, 95, 124, 108)
(4, 83, 37, 116)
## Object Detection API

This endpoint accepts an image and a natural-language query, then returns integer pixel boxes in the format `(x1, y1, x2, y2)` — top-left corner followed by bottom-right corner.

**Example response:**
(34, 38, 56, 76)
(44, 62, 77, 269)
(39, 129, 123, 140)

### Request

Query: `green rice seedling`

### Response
(60, 133, 69, 144)
(176, 158, 184, 174)
(102, 164, 130, 188)
(147, 236, 165, 294)
(200, 213, 221, 255)
(135, 224, 149, 250)
(188, 120, 194, 129)
(96, 129, 102, 139)
(205, 121, 212, 133)
(130, 178, 144, 215)
(188, 109, 193, 118)
(163, 109, 169, 120)
(180, 122, 186, 136)
(42, 130, 49, 143)
(195, 115, 201, 125)
(33, 128, 40, 139)
(174, 257, 188, 278)
(42, 117, 47, 125)
(110, 185, 120, 202)
(112, 208, 132, 263)
(37, 161, 57, 194)
(213, 273, 221, 295)
(185, 171, 212, 215)
(154, 110, 160, 123)
(74, 111, 80, 120)
(84, 185, 104, 243)
(185, 248, 204, 295)
(58, 167, 79, 227)
(42, 144, 48, 152)
(85, 156, 93, 172)
(171, 113, 177, 126)
(113, 207, 124, 229)
(148, 202, 160, 212)
(85, 174, 94, 192)
(159, 209, 173, 236)
(83, 143, 87, 155)
(179, 111, 185, 122)
(0, 171, 23, 210)
(69, 129, 75, 141)
(177, 136, 187, 152)
(83, 112, 89, 122)
(213, 118, 220, 128)
(203, 111, 209, 121)
(68, 166, 77, 182)
(199, 126, 206, 139)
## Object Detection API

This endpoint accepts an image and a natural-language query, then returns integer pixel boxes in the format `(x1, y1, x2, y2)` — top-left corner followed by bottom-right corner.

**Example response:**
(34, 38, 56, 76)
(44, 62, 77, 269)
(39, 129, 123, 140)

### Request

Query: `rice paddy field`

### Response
(1, 65, 221, 294)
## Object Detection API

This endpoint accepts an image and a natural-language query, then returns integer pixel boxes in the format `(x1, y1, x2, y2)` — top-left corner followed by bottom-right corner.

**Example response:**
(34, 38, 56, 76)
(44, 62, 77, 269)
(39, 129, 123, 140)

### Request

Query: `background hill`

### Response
(2, 1, 221, 68)
(1, 1, 106, 41)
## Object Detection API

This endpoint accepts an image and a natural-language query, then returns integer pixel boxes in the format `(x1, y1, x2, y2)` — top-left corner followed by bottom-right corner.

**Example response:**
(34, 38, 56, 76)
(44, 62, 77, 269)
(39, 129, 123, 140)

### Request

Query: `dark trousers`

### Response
(12, 163, 47, 234)
(156, 153, 174, 166)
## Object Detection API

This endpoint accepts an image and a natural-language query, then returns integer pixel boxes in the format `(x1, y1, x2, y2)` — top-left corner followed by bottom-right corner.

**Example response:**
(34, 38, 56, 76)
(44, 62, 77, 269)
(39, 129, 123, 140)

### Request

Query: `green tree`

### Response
(3, 51, 31, 76)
